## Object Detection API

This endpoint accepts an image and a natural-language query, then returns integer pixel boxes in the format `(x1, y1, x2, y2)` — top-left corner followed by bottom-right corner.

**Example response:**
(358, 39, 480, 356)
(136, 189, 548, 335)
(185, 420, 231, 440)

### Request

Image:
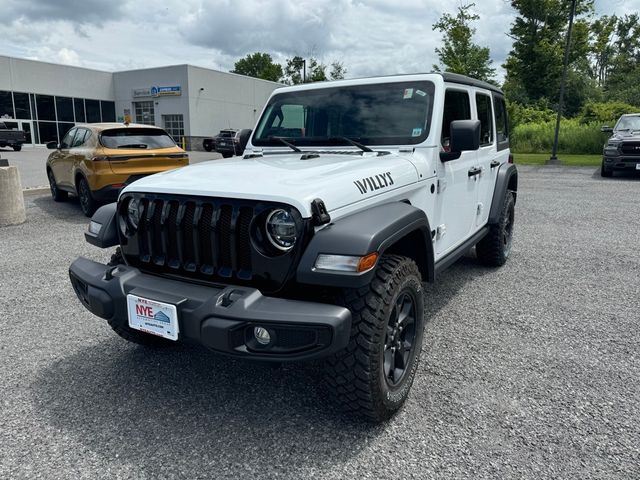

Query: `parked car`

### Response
(203, 129, 244, 157)
(69, 73, 517, 421)
(46, 123, 189, 216)
(601, 114, 640, 177)
(0, 121, 26, 151)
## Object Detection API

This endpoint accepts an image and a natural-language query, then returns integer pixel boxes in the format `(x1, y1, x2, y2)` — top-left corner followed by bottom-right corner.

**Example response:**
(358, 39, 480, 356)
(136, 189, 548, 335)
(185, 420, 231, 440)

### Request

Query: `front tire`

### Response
(13, 145, 22, 152)
(476, 191, 515, 266)
(77, 177, 97, 217)
(47, 169, 68, 202)
(601, 161, 612, 177)
(325, 255, 425, 422)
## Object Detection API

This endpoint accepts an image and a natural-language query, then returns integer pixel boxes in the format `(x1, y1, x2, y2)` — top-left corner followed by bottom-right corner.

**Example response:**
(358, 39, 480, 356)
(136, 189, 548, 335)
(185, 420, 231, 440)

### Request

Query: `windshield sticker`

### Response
(403, 88, 414, 99)
(415, 89, 427, 97)
(354, 172, 394, 195)
(412, 127, 422, 137)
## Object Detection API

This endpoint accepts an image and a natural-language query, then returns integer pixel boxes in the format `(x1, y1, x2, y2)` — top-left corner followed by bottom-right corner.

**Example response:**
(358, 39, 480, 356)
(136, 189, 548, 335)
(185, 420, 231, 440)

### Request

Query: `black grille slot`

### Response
(621, 142, 640, 155)
(125, 196, 256, 281)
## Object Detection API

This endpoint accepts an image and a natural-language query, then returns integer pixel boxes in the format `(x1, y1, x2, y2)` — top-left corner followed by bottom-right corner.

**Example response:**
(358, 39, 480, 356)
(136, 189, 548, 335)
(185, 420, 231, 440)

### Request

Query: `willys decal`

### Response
(354, 172, 394, 194)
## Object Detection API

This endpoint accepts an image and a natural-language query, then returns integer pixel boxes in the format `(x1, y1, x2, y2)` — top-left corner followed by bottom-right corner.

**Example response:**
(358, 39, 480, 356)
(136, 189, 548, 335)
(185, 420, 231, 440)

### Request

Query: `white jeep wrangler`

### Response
(70, 73, 517, 422)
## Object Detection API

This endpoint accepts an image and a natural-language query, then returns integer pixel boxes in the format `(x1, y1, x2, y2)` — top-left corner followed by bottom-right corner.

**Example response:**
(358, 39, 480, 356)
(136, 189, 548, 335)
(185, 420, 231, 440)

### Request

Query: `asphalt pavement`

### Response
(0, 166, 639, 479)
(0, 146, 222, 189)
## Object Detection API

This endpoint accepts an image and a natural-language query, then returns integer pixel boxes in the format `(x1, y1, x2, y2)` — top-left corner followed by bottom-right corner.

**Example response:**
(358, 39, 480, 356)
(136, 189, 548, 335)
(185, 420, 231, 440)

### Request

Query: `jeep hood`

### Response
(121, 152, 420, 217)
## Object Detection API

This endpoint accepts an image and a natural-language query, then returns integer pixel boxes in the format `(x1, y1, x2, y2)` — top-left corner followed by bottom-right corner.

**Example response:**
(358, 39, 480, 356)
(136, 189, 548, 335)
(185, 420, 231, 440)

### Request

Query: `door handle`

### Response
(490, 160, 501, 168)
(468, 167, 482, 177)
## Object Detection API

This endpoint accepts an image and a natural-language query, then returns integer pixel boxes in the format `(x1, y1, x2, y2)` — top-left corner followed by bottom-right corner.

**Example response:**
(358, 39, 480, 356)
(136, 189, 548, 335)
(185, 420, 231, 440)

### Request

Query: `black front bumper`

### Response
(603, 154, 640, 171)
(69, 257, 352, 361)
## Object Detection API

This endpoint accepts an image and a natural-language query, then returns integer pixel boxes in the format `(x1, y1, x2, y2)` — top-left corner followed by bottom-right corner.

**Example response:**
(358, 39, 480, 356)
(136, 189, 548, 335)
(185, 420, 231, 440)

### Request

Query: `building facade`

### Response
(0, 55, 281, 149)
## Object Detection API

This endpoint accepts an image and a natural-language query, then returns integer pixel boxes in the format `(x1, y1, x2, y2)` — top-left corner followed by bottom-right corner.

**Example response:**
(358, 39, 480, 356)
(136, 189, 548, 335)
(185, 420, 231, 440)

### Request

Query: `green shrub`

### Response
(579, 101, 639, 126)
(507, 101, 557, 130)
(511, 119, 607, 154)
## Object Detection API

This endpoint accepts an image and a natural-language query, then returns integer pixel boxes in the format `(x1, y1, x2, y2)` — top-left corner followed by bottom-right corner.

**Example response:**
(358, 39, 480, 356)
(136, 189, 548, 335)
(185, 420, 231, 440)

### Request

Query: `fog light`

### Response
(254, 326, 271, 345)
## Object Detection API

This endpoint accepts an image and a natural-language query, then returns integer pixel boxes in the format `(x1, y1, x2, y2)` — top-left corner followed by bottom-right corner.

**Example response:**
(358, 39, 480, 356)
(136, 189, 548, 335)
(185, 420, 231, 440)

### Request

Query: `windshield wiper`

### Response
(328, 136, 373, 153)
(117, 143, 148, 149)
(268, 136, 301, 152)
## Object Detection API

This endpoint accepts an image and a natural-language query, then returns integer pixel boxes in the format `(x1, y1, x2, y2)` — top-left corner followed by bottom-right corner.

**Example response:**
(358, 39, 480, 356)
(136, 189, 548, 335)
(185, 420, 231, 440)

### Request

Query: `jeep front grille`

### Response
(134, 197, 254, 280)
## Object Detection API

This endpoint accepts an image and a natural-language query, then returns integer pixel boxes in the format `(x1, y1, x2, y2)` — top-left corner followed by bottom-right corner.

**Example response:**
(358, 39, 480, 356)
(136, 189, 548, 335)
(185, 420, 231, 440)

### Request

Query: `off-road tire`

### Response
(324, 255, 425, 422)
(601, 161, 612, 177)
(47, 169, 68, 202)
(476, 191, 515, 267)
(77, 177, 97, 217)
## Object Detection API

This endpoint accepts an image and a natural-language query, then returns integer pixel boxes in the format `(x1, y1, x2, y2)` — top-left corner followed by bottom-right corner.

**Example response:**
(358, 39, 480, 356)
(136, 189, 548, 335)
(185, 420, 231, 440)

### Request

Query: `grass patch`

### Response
(513, 153, 602, 166)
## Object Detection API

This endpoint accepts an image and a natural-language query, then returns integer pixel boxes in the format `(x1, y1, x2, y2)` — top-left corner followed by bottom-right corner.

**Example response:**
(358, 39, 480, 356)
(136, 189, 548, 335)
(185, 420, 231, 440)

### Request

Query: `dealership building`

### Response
(0, 55, 281, 149)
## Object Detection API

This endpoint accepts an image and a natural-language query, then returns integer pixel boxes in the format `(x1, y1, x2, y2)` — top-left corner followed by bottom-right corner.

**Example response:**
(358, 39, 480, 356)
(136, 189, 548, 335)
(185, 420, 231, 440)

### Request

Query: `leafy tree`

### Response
(329, 61, 347, 80)
(432, 3, 496, 83)
(231, 52, 283, 82)
(589, 15, 617, 87)
(605, 14, 640, 105)
(283, 57, 347, 85)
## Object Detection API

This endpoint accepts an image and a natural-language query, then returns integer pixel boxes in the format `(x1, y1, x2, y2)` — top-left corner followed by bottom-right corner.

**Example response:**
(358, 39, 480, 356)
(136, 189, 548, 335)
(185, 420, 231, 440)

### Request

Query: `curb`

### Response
(23, 186, 49, 195)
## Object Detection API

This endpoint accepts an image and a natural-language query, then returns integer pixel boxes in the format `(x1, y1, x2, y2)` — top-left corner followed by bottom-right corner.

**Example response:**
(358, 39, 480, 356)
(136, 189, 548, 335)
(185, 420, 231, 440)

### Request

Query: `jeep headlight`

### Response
(265, 209, 296, 251)
(127, 197, 141, 230)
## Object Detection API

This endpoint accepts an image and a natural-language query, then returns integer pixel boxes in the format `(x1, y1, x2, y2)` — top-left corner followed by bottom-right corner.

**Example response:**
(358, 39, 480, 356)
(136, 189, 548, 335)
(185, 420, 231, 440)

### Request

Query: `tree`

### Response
(283, 57, 347, 85)
(432, 3, 496, 83)
(329, 61, 347, 80)
(231, 52, 283, 82)
(589, 15, 617, 87)
(502, 0, 594, 109)
(605, 14, 640, 105)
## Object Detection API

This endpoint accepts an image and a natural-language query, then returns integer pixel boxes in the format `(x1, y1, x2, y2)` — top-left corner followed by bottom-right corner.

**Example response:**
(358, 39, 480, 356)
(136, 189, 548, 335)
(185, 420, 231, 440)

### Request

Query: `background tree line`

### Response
(229, 1, 640, 154)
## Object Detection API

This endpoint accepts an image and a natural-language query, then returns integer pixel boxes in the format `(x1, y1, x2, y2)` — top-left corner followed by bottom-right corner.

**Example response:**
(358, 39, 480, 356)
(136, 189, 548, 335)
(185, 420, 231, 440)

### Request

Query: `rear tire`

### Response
(476, 191, 515, 267)
(324, 255, 425, 422)
(77, 177, 97, 217)
(47, 169, 68, 202)
(203, 140, 213, 152)
(601, 161, 612, 177)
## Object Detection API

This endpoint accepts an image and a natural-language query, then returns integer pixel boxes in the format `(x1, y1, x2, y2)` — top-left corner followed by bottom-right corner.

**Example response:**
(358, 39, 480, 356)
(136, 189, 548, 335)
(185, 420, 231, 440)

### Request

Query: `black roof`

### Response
(439, 72, 503, 94)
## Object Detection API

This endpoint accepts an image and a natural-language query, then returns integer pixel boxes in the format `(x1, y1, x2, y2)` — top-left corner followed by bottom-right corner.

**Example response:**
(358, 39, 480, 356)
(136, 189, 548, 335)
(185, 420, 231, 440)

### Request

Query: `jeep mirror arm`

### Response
(440, 119, 481, 162)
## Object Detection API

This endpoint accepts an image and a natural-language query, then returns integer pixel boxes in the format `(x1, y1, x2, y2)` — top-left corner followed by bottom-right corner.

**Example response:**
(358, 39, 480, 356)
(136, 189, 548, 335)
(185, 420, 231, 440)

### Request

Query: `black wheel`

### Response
(47, 169, 68, 202)
(601, 161, 612, 177)
(77, 177, 97, 217)
(325, 255, 425, 422)
(13, 145, 22, 152)
(222, 152, 233, 158)
(203, 140, 213, 152)
(476, 191, 515, 267)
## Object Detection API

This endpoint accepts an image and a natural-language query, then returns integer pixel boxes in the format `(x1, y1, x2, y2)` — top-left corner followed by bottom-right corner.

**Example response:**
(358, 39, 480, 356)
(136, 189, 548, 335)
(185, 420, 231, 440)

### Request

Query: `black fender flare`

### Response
(488, 163, 517, 224)
(297, 202, 434, 288)
(84, 202, 119, 248)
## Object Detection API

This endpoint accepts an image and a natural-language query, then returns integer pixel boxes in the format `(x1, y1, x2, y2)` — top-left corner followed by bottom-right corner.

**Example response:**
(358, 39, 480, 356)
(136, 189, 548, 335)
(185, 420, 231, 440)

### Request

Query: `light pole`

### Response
(548, 0, 577, 165)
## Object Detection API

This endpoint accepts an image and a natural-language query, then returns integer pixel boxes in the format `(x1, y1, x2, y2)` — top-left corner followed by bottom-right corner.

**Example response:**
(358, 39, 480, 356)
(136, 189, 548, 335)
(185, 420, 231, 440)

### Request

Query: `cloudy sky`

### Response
(1, 0, 638, 82)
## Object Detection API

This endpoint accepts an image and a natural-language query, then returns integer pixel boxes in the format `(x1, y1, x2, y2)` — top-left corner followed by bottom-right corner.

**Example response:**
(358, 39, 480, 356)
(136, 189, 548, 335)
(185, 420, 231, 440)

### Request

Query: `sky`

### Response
(0, 0, 638, 82)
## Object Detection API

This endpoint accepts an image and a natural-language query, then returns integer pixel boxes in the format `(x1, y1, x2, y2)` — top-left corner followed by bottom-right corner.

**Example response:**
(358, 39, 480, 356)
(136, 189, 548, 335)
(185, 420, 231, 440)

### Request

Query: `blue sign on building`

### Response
(151, 85, 181, 97)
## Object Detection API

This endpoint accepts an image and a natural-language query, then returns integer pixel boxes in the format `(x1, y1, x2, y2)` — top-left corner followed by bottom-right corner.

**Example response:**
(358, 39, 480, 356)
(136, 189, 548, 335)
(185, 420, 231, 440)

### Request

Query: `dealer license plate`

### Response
(127, 294, 179, 341)
(636, 163, 640, 170)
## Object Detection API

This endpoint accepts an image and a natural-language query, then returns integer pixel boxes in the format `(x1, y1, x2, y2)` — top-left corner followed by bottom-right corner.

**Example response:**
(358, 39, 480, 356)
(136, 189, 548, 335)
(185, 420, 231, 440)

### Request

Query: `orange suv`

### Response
(46, 123, 188, 216)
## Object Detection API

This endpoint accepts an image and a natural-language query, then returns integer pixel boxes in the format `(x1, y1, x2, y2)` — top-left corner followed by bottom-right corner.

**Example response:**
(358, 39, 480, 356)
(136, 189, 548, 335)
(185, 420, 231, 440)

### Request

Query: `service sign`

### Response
(153, 85, 181, 96)
(132, 88, 152, 98)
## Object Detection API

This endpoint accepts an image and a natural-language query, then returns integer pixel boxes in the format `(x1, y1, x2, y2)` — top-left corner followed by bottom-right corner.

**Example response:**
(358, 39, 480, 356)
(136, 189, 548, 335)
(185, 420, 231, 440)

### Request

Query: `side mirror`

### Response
(46, 141, 59, 150)
(440, 119, 481, 162)
(238, 129, 252, 154)
(601, 126, 613, 133)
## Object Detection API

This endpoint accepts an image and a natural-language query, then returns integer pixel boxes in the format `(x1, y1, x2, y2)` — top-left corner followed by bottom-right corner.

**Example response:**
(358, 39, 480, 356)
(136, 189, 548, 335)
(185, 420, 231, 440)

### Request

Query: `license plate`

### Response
(219, 141, 227, 146)
(636, 163, 640, 170)
(127, 294, 179, 341)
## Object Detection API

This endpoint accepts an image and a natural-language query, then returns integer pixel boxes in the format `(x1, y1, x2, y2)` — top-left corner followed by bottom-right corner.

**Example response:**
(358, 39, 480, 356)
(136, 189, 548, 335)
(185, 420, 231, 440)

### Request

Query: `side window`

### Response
(494, 96, 509, 145)
(71, 128, 88, 148)
(476, 93, 494, 146)
(442, 90, 471, 150)
(60, 128, 77, 149)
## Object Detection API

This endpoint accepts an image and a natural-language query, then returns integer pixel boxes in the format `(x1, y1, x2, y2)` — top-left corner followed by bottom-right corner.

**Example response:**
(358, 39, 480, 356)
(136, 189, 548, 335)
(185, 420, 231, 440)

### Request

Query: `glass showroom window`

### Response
(74, 98, 86, 123)
(56, 96, 74, 122)
(0, 91, 14, 118)
(36, 94, 56, 121)
(134, 101, 155, 125)
(85, 99, 101, 123)
(13, 93, 31, 119)
(101, 101, 116, 122)
(162, 114, 184, 144)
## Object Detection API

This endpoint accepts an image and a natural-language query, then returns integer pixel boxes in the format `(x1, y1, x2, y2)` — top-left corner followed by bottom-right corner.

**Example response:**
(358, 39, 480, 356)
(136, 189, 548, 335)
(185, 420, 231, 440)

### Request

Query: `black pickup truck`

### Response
(601, 114, 640, 177)
(0, 121, 26, 151)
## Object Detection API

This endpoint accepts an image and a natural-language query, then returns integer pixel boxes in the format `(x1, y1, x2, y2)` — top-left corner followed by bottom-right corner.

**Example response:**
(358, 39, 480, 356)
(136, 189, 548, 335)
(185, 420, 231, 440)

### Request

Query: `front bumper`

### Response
(69, 257, 352, 361)
(603, 154, 640, 171)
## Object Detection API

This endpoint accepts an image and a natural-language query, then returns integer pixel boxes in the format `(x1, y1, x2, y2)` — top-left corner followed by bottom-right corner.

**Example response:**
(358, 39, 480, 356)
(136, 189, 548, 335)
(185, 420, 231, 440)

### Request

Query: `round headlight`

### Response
(265, 209, 297, 251)
(127, 197, 141, 230)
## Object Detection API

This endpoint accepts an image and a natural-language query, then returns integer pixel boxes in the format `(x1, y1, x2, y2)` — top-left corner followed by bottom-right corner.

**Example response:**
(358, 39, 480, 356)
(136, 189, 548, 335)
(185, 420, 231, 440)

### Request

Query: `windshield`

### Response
(100, 128, 177, 149)
(615, 116, 640, 131)
(253, 81, 435, 147)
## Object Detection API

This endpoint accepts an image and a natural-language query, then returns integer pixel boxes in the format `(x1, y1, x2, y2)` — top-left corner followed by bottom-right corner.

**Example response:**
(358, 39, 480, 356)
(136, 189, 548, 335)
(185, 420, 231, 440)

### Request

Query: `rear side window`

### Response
(60, 127, 77, 149)
(476, 93, 493, 146)
(442, 90, 471, 149)
(71, 128, 90, 147)
(100, 128, 177, 149)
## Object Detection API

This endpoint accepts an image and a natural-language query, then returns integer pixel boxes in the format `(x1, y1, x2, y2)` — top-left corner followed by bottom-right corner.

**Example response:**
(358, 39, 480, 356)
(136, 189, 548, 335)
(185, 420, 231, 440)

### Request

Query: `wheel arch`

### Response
(296, 202, 435, 288)
(489, 163, 518, 224)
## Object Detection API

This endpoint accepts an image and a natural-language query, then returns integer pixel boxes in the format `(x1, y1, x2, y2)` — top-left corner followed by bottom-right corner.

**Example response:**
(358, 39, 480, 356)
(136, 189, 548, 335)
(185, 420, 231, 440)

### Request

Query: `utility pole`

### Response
(547, 0, 577, 165)
(302, 59, 307, 83)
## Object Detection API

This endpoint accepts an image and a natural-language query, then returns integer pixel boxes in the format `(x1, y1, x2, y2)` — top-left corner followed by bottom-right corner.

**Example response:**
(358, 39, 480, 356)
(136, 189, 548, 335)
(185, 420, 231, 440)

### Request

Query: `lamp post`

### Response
(547, 0, 577, 165)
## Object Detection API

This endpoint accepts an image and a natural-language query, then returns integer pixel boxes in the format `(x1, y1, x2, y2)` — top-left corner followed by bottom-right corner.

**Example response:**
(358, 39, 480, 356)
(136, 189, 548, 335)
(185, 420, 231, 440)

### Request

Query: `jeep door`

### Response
(434, 88, 478, 256)
(473, 91, 501, 227)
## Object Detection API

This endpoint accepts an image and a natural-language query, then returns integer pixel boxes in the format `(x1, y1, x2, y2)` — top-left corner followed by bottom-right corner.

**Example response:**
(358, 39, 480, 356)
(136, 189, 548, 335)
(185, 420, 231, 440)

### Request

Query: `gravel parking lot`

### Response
(0, 166, 638, 479)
